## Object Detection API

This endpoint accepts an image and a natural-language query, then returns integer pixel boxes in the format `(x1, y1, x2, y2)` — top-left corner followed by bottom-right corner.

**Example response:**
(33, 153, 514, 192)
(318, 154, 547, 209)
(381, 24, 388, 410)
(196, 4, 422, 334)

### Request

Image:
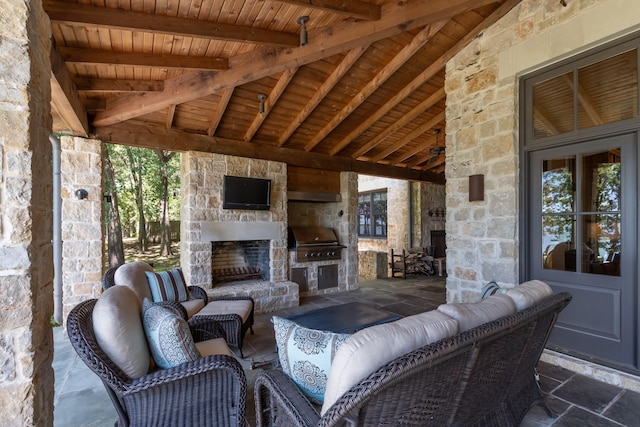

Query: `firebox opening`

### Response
(211, 240, 271, 285)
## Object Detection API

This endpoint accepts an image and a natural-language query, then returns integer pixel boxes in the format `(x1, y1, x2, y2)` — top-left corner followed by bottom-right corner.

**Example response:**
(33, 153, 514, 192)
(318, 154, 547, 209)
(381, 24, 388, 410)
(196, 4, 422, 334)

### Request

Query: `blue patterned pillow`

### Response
(272, 316, 349, 405)
(145, 268, 189, 302)
(142, 299, 201, 369)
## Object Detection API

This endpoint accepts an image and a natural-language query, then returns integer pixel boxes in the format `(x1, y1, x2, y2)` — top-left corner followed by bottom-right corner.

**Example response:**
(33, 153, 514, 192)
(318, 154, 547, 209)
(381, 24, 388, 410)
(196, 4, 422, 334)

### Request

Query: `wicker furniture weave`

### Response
(254, 292, 572, 427)
(67, 298, 247, 427)
(103, 265, 255, 357)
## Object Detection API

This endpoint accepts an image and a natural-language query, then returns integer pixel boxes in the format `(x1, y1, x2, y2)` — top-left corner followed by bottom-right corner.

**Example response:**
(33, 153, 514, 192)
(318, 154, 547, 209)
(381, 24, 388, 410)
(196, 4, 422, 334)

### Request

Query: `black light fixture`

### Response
(297, 16, 309, 46)
(75, 189, 88, 200)
(469, 175, 484, 202)
(258, 93, 267, 115)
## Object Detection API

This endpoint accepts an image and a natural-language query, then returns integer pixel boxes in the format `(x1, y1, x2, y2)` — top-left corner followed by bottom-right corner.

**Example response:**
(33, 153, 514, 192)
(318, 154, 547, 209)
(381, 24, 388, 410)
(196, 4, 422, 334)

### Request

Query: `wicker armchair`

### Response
(255, 292, 572, 427)
(104, 263, 255, 357)
(67, 297, 247, 427)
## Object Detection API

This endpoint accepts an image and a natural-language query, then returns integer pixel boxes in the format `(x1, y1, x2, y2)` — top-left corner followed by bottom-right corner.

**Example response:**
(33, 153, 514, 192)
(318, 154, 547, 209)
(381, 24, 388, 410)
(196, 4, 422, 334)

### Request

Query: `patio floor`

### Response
(53, 276, 640, 426)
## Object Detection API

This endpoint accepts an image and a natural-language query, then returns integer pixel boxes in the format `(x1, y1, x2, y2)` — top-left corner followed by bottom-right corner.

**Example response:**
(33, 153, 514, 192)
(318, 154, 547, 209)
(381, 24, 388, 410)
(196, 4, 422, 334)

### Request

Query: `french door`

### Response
(527, 133, 638, 371)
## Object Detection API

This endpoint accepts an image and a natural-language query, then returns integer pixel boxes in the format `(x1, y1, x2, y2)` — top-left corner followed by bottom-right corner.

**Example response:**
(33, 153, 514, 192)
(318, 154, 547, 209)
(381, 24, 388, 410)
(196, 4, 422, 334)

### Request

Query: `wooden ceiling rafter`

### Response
(59, 47, 229, 71)
(350, 87, 446, 159)
(370, 111, 446, 163)
(302, 21, 446, 152)
(45, 1, 300, 47)
(276, 45, 369, 147)
(74, 78, 165, 92)
(92, 0, 500, 128)
(244, 68, 299, 142)
(165, 105, 176, 130)
(50, 39, 89, 136)
(207, 87, 235, 137)
(275, 0, 382, 20)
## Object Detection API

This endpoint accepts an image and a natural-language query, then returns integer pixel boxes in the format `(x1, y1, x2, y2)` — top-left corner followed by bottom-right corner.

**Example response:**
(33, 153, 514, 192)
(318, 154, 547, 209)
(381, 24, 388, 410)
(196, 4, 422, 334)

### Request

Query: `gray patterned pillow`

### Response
(142, 299, 201, 369)
(272, 316, 349, 404)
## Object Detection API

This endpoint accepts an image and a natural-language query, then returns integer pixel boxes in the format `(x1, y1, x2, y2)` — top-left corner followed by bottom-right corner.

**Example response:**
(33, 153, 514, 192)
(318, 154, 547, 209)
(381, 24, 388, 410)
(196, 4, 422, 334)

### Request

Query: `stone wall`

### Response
(60, 136, 103, 320)
(444, 0, 638, 302)
(0, 0, 54, 425)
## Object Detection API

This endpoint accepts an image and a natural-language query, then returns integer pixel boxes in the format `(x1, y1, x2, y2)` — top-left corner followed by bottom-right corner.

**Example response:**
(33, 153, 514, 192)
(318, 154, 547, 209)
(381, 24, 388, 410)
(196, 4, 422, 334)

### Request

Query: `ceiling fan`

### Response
(427, 129, 445, 164)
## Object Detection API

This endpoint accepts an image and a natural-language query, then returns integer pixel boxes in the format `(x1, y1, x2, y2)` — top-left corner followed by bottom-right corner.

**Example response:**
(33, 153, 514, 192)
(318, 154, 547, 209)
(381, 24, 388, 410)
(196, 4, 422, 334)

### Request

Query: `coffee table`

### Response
(285, 302, 401, 333)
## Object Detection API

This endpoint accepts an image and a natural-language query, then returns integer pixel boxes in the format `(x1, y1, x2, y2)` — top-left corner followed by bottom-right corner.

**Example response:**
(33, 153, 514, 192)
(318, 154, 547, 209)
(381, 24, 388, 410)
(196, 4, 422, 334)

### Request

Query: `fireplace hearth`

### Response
(211, 240, 270, 285)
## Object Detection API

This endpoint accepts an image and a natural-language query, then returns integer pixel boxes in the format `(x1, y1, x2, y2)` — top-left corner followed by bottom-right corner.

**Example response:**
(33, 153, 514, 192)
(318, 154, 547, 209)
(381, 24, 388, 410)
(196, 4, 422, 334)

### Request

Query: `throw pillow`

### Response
(272, 316, 349, 405)
(145, 268, 189, 302)
(142, 298, 201, 369)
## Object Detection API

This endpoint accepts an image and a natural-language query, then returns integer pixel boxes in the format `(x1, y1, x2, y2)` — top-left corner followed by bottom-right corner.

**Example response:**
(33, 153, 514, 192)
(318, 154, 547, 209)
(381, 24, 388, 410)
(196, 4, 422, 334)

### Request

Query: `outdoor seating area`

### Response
(54, 277, 640, 427)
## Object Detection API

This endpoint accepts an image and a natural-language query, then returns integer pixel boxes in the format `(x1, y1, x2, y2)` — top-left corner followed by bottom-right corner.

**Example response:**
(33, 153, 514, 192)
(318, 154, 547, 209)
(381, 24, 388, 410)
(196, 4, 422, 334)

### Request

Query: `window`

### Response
(358, 190, 387, 238)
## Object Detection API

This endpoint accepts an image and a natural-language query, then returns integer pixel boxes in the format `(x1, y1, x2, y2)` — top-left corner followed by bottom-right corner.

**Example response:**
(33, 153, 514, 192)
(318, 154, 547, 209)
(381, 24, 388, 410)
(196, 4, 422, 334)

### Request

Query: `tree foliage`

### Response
(105, 144, 181, 256)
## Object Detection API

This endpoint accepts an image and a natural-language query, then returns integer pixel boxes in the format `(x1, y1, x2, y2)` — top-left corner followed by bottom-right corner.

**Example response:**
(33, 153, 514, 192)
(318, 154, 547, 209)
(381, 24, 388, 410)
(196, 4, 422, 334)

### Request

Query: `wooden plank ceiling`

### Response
(47, 0, 523, 183)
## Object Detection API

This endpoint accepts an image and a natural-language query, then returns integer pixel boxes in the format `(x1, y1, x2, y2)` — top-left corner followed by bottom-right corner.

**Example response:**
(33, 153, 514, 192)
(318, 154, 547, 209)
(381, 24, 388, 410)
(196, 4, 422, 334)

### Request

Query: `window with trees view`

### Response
(358, 190, 387, 238)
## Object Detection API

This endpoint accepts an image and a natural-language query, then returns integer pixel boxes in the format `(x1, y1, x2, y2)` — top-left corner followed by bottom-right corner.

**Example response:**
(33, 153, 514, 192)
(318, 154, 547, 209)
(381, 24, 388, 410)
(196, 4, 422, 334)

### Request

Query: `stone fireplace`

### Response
(211, 240, 270, 284)
(180, 152, 298, 313)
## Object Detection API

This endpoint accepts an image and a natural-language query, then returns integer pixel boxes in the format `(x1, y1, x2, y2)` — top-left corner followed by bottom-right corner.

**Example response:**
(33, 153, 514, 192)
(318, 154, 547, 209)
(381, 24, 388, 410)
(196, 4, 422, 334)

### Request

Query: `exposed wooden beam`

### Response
(207, 88, 234, 137)
(349, 87, 445, 158)
(75, 78, 164, 92)
(370, 111, 445, 162)
(45, 1, 299, 47)
(277, 45, 368, 147)
(92, 0, 499, 127)
(563, 74, 604, 126)
(533, 105, 559, 135)
(276, 0, 381, 20)
(303, 21, 445, 152)
(333, 0, 523, 157)
(244, 68, 298, 142)
(50, 39, 89, 136)
(60, 47, 229, 71)
(93, 122, 445, 184)
(165, 105, 176, 131)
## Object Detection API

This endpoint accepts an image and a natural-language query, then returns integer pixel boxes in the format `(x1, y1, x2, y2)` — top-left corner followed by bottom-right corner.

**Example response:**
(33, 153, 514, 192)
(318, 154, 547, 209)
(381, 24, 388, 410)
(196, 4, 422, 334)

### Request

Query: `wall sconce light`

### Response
(469, 174, 484, 202)
(257, 93, 267, 115)
(297, 16, 309, 46)
(103, 194, 112, 203)
(75, 189, 88, 200)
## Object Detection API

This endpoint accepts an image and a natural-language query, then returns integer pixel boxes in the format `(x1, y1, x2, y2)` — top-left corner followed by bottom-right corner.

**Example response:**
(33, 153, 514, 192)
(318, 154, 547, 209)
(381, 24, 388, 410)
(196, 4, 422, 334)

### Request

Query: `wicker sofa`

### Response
(255, 280, 572, 427)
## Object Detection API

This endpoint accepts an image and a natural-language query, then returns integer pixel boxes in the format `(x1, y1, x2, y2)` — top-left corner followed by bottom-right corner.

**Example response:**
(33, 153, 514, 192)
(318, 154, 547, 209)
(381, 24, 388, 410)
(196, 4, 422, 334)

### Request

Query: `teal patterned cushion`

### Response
(142, 299, 201, 369)
(145, 268, 189, 302)
(272, 316, 349, 405)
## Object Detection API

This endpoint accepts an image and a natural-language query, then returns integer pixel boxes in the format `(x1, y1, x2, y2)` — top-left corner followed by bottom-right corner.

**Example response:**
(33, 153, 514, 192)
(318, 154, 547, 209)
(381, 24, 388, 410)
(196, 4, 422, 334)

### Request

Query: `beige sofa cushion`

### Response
(195, 338, 233, 357)
(322, 310, 458, 414)
(437, 294, 516, 332)
(93, 286, 150, 378)
(196, 299, 252, 322)
(114, 261, 154, 304)
(505, 280, 554, 310)
(181, 299, 206, 318)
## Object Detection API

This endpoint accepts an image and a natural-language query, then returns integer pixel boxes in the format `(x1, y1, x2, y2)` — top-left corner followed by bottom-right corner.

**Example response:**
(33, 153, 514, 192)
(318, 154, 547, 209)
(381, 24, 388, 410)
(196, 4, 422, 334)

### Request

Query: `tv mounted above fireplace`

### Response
(223, 175, 271, 210)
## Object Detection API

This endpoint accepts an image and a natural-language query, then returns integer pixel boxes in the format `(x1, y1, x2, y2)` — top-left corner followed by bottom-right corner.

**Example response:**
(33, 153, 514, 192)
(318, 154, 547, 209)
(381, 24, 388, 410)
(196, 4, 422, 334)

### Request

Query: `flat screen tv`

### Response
(223, 175, 271, 210)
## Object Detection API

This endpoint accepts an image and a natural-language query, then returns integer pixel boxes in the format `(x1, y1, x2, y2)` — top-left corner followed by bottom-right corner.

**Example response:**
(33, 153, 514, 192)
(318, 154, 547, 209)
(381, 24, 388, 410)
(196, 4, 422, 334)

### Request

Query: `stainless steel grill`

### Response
(288, 226, 345, 262)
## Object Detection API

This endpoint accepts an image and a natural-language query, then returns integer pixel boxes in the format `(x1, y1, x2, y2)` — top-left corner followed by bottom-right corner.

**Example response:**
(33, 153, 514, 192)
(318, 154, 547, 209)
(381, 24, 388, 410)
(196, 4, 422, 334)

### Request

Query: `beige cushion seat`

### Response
(196, 299, 253, 322)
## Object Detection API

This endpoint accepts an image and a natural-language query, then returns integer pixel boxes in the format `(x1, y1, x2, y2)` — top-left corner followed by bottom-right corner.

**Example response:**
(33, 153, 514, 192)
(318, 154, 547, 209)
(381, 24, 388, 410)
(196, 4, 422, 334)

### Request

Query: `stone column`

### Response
(60, 136, 103, 320)
(0, 0, 54, 425)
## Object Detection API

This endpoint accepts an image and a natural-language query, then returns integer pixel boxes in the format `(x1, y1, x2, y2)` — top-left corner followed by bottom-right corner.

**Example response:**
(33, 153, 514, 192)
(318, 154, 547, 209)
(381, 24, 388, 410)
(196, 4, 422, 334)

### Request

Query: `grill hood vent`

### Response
(287, 190, 341, 202)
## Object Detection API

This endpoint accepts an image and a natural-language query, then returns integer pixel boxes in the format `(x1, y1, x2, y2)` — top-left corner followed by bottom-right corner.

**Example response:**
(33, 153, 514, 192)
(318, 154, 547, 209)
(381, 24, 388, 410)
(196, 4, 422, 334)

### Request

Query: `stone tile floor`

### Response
(54, 276, 640, 426)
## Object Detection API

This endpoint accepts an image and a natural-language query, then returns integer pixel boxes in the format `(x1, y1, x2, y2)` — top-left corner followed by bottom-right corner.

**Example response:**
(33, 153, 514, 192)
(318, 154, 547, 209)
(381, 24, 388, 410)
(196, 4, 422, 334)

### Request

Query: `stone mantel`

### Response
(202, 221, 284, 242)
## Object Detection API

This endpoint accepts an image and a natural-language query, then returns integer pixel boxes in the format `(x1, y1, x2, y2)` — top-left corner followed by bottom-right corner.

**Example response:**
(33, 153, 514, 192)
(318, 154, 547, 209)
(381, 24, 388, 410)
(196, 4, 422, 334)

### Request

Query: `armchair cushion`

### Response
(198, 299, 253, 322)
(113, 261, 154, 304)
(437, 294, 516, 332)
(273, 316, 349, 405)
(92, 286, 150, 378)
(181, 298, 206, 318)
(322, 309, 458, 414)
(142, 299, 201, 369)
(145, 268, 189, 302)
(505, 280, 554, 310)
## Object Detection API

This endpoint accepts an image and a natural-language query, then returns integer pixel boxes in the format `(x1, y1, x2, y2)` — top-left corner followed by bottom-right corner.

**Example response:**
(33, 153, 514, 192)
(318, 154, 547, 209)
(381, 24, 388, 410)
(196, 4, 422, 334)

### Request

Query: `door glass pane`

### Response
(542, 156, 576, 271)
(533, 71, 575, 139)
(580, 149, 621, 276)
(578, 50, 638, 129)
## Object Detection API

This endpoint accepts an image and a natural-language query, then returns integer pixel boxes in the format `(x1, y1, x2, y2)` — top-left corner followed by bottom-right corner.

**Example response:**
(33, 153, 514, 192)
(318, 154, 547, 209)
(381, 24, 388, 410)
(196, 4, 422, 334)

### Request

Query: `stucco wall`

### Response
(444, 0, 640, 302)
